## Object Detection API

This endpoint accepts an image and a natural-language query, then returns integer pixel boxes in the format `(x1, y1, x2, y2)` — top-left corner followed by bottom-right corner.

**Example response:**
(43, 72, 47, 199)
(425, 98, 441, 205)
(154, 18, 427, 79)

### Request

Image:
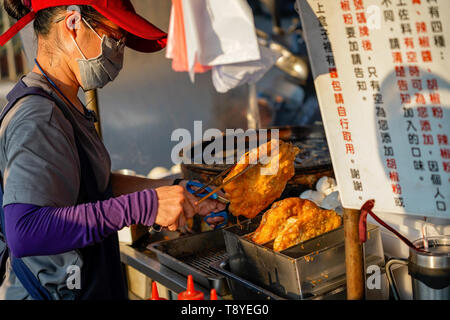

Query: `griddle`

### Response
(181, 125, 331, 172)
(148, 229, 230, 296)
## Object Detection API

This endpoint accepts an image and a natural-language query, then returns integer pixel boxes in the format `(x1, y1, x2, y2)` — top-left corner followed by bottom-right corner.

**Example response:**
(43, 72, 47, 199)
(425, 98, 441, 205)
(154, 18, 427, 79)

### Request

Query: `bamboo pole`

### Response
(85, 89, 102, 139)
(21, 50, 30, 74)
(343, 207, 365, 300)
(2, 10, 17, 81)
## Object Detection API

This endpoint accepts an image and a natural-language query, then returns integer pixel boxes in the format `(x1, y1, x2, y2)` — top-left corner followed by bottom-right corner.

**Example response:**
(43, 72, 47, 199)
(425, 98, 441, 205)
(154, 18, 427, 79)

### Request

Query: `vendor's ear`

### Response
(63, 9, 82, 39)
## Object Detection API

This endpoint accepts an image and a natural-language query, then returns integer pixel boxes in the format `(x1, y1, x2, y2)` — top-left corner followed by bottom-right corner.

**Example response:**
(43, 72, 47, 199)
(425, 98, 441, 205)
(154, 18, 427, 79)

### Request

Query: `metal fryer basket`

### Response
(223, 215, 386, 299)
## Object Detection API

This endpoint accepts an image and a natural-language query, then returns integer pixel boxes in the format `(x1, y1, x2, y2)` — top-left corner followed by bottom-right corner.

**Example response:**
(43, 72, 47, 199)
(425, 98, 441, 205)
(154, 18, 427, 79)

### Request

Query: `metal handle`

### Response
(385, 258, 408, 300)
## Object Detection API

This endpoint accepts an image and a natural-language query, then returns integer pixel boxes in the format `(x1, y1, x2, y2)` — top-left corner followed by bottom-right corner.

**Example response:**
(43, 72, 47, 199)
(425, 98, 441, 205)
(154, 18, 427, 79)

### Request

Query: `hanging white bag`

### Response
(181, 0, 261, 81)
(212, 45, 281, 93)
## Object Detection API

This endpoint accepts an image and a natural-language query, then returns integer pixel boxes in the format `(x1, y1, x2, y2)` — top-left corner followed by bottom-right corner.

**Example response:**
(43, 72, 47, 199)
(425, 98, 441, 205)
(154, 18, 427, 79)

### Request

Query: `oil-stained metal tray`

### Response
(148, 229, 230, 296)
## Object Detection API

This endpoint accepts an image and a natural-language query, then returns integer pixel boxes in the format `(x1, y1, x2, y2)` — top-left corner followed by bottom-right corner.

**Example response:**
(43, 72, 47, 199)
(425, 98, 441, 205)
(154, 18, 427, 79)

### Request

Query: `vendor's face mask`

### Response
(70, 18, 125, 91)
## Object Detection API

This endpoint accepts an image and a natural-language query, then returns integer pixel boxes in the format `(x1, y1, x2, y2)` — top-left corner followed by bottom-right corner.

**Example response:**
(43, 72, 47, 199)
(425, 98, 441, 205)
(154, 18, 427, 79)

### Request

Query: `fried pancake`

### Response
(252, 198, 306, 244)
(272, 201, 342, 252)
(223, 139, 300, 219)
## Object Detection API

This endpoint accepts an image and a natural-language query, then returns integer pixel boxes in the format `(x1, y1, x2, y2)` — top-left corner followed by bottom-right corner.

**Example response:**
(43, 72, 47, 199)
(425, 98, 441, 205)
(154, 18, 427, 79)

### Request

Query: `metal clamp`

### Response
(150, 224, 163, 233)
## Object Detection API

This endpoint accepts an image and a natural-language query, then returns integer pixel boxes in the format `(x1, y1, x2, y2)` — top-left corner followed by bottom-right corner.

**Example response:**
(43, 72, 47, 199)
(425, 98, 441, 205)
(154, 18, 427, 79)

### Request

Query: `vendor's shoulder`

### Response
(11, 94, 57, 122)
(4, 94, 70, 131)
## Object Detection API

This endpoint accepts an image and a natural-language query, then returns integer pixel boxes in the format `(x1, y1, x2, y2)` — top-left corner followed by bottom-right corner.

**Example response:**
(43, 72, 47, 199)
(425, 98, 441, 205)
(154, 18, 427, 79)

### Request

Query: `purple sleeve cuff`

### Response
(3, 189, 159, 258)
(146, 189, 158, 226)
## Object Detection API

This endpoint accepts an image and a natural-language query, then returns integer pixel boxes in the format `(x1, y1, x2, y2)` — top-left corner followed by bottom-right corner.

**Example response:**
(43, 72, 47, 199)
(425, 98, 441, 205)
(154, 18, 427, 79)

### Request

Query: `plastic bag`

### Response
(166, 0, 211, 74)
(212, 45, 280, 93)
(183, 0, 260, 65)
(168, 0, 261, 82)
(167, 0, 274, 91)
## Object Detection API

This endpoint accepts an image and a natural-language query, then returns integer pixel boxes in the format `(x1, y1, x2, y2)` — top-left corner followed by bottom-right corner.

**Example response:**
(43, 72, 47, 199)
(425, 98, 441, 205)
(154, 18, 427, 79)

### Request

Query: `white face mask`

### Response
(70, 18, 125, 91)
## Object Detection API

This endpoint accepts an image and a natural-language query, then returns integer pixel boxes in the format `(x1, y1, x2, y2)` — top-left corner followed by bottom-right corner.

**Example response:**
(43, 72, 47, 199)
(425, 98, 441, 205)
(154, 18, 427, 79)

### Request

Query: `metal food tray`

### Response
(223, 215, 387, 300)
(209, 259, 286, 300)
(210, 258, 350, 300)
(148, 229, 230, 296)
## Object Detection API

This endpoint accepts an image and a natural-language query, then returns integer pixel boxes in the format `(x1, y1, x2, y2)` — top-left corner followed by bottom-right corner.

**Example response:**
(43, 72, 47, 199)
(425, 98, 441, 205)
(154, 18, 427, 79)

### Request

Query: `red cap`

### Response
(148, 281, 167, 301)
(177, 275, 204, 300)
(0, 0, 167, 53)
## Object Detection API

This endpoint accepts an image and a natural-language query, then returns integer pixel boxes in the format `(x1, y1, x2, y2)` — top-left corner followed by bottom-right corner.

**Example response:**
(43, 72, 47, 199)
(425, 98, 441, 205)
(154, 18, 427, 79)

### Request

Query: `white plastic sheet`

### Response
(181, 0, 261, 81)
(212, 45, 280, 93)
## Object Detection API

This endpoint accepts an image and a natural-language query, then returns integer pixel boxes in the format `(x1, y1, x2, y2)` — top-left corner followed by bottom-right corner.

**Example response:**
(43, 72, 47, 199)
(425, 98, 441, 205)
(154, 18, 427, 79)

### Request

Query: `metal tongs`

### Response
(190, 166, 233, 205)
(194, 151, 274, 205)
(193, 162, 259, 205)
(150, 163, 257, 232)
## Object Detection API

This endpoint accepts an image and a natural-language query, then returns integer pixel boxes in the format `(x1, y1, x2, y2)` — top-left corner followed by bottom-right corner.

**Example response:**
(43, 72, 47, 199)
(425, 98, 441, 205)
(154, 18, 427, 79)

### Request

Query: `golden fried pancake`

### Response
(252, 198, 306, 244)
(223, 140, 300, 219)
(273, 201, 342, 252)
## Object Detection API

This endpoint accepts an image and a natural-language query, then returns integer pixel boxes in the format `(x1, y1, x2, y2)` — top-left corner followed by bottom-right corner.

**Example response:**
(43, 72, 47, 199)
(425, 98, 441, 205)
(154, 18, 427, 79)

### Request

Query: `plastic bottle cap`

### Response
(210, 289, 218, 300)
(149, 281, 167, 300)
(177, 275, 204, 300)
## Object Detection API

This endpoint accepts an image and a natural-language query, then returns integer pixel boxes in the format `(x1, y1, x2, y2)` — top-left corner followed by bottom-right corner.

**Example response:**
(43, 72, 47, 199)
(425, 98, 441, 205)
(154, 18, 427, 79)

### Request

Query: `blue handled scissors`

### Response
(186, 180, 229, 229)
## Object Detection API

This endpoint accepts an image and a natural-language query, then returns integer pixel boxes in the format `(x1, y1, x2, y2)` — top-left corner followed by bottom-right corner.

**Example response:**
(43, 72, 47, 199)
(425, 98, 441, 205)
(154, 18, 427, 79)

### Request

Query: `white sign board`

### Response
(296, 0, 449, 218)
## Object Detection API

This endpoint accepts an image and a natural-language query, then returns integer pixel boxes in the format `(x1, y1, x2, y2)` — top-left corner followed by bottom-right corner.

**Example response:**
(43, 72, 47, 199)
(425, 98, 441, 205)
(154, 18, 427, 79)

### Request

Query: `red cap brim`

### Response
(92, 4, 167, 53)
(125, 33, 168, 53)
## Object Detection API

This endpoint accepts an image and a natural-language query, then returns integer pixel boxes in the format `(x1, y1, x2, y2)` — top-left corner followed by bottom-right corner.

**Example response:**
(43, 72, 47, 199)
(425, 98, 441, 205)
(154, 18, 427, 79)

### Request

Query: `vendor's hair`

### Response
(3, 0, 104, 36)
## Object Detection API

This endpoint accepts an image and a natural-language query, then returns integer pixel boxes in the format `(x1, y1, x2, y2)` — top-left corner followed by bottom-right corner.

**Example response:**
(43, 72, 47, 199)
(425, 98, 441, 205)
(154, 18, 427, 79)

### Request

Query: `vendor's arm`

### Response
(111, 174, 227, 225)
(110, 172, 175, 197)
(4, 185, 187, 258)
(4, 189, 158, 258)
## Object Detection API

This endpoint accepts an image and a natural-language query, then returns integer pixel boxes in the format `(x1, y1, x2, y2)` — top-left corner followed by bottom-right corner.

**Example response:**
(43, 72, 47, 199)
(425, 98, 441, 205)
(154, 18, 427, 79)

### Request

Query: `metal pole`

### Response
(85, 89, 102, 139)
(343, 207, 365, 300)
(247, 83, 261, 130)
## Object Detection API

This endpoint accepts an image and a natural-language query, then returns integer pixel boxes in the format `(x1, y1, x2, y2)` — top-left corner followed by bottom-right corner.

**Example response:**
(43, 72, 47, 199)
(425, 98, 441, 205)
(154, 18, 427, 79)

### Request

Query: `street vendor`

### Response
(0, 0, 225, 300)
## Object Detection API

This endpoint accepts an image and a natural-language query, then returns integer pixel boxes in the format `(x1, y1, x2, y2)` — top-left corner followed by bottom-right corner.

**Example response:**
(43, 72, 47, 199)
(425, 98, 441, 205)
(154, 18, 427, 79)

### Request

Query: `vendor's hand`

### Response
(179, 180, 227, 227)
(154, 186, 187, 231)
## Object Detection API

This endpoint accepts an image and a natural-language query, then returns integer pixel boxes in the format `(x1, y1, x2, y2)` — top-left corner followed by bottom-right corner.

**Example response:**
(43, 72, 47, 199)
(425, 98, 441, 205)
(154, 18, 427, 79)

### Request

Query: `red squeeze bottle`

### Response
(178, 275, 204, 300)
(210, 289, 218, 300)
(148, 282, 167, 300)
